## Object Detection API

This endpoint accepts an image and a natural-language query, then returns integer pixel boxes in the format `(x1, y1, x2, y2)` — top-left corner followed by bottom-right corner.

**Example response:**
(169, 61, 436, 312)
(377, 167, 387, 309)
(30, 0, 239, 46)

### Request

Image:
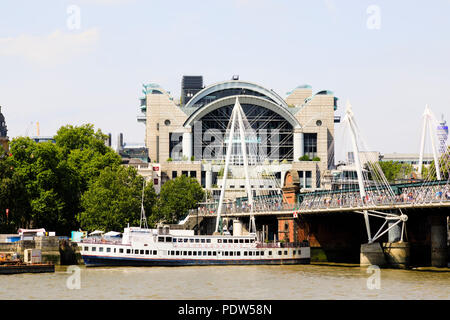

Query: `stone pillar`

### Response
(388, 221, 401, 242)
(280, 170, 286, 188)
(293, 131, 304, 162)
(430, 215, 447, 267)
(182, 131, 192, 159)
(360, 243, 386, 267)
(205, 169, 212, 189)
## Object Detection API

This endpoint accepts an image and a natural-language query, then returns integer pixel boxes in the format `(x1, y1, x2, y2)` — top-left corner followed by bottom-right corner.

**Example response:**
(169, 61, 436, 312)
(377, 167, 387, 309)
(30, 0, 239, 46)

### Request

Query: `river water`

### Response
(1, 265, 448, 300)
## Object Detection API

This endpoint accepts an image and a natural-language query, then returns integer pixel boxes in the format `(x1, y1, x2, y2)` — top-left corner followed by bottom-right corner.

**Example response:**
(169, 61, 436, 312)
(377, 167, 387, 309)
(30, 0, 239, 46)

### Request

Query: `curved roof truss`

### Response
(183, 95, 301, 129)
(184, 80, 289, 109)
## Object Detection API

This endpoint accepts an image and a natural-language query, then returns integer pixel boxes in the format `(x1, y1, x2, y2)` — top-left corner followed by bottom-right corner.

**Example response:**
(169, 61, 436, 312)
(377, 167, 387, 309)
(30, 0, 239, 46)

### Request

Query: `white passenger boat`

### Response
(80, 226, 310, 267)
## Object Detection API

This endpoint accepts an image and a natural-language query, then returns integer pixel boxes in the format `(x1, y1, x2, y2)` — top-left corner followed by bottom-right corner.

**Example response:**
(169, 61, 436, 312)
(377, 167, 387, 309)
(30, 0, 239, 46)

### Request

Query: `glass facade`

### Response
(191, 104, 293, 161)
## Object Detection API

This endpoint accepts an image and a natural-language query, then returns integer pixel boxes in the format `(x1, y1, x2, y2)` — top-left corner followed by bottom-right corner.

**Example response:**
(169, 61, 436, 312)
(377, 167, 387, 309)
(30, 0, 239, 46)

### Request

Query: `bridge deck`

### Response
(191, 201, 450, 219)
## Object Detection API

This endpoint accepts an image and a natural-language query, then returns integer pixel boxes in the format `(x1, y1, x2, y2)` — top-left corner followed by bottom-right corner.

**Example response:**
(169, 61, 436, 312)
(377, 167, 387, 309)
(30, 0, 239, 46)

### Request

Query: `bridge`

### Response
(181, 100, 449, 268)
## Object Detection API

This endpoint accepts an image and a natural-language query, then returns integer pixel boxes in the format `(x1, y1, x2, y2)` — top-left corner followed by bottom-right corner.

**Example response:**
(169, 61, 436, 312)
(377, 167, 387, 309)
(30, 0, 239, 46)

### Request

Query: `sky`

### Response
(1, 0, 449, 155)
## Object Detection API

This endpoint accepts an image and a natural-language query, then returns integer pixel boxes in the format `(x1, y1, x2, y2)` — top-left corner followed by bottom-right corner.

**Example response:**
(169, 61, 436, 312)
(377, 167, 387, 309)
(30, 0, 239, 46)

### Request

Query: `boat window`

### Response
(239, 239, 244, 243)
(134, 250, 139, 254)
(298, 249, 301, 255)
(268, 251, 272, 255)
(236, 251, 240, 256)
(189, 238, 194, 243)
(250, 239, 255, 243)
(244, 251, 248, 256)
(249, 251, 253, 256)
(84, 246, 89, 251)
(145, 250, 149, 255)
(206, 239, 211, 243)
(284, 250, 288, 255)
(184, 239, 188, 243)
(188, 251, 192, 256)
(92, 247, 96, 252)
(203, 251, 207, 255)
(99, 247, 104, 252)
(126, 249, 131, 254)
(293, 250, 296, 255)
(208, 251, 212, 256)
(178, 238, 183, 242)
(198, 251, 202, 256)
(224, 251, 228, 256)
(173, 238, 177, 242)
(176, 251, 180, 255)
(223, 239, 227, 243)
(158, 237, 164, 242)
(193, 251, 197, 256)
(261, 251, 264, 256)
(107, 248, 111, 253)
(244, 239, 249, 243)
(183, 251, 187, 256)
(166, 237, 172, 242)
(153, 250, 157, 255)
(195, 239, 200, 243)
(255, 251, 259, 256)
(234, 239, 238, 243)
(212, 251, 216, 256)
(230, 252, 234, 256)
(201, 239, 205, 243)
(278, 251, 282, 255)
(114, 248, 116, 253)
(217, 239, 222, 243)
(119, 248, 124, 253)
(167, 251, 171, 255)
(139, 250, 143, 254)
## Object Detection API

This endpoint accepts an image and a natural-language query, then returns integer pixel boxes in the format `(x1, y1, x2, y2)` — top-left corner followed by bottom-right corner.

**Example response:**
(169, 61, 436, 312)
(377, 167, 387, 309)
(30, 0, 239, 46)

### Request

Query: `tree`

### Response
(78, 166, 157, 232)
(377, 161, 413, 183)
(4, 137, 80, 234)
(0, 124, 122, 235)
(155, 175, 205, 224)
(55, 124, 121, 192)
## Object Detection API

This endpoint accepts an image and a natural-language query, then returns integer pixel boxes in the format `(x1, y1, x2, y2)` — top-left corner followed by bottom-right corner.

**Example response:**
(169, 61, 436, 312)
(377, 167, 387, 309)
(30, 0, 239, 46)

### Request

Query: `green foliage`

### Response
(155, 175, 205, 224)
(424, 146, 450, 180)
(0, 124, 122, 234)
(190, 155, 195, 161)
(167, 157, 173, 162)
(78, 166, 157, 232)
(377, 161, 414, 183)
(299, 155, 310, 161)
(312, 156, 321, 161)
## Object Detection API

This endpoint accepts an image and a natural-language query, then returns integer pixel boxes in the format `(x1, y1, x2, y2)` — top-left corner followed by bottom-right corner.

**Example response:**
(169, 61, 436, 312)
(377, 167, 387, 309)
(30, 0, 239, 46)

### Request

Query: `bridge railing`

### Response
(191, 184, 450, 216)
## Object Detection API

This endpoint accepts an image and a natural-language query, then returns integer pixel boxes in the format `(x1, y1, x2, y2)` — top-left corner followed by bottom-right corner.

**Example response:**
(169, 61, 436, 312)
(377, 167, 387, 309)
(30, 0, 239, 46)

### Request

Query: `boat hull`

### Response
(82, 255, 310, 267)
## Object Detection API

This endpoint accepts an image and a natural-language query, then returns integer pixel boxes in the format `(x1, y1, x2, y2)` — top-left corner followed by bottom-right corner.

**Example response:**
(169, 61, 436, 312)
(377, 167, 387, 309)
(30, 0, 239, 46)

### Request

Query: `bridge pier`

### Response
(430, 215, 448, 267)
(360, 243, 386, 267)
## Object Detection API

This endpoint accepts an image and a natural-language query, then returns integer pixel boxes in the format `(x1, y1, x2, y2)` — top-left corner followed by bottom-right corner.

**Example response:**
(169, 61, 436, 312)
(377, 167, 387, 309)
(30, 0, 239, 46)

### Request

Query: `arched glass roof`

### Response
(183, 80, 289, 109)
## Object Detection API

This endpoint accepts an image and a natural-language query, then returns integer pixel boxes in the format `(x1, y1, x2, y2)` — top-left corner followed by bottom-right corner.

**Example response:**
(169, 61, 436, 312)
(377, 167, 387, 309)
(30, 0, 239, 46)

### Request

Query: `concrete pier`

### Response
(360, 243, 386, 267)
(430, 215, 448, 267)
(382, 242, 410, 269)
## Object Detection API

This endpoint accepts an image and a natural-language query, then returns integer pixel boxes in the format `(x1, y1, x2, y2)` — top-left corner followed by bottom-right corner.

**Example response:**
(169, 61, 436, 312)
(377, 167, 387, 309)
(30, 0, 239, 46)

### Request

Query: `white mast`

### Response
(235, 100, 256, 234)
(140, 179, 148, 229)
(345, 101, 372, 242)
(418, 105, 441, 180)
(215, 103, 238, 233)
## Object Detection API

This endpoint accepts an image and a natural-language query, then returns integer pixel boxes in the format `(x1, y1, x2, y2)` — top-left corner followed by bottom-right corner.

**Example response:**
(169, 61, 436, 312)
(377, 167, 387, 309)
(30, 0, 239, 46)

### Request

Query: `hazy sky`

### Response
(1, 0, 449, 154)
